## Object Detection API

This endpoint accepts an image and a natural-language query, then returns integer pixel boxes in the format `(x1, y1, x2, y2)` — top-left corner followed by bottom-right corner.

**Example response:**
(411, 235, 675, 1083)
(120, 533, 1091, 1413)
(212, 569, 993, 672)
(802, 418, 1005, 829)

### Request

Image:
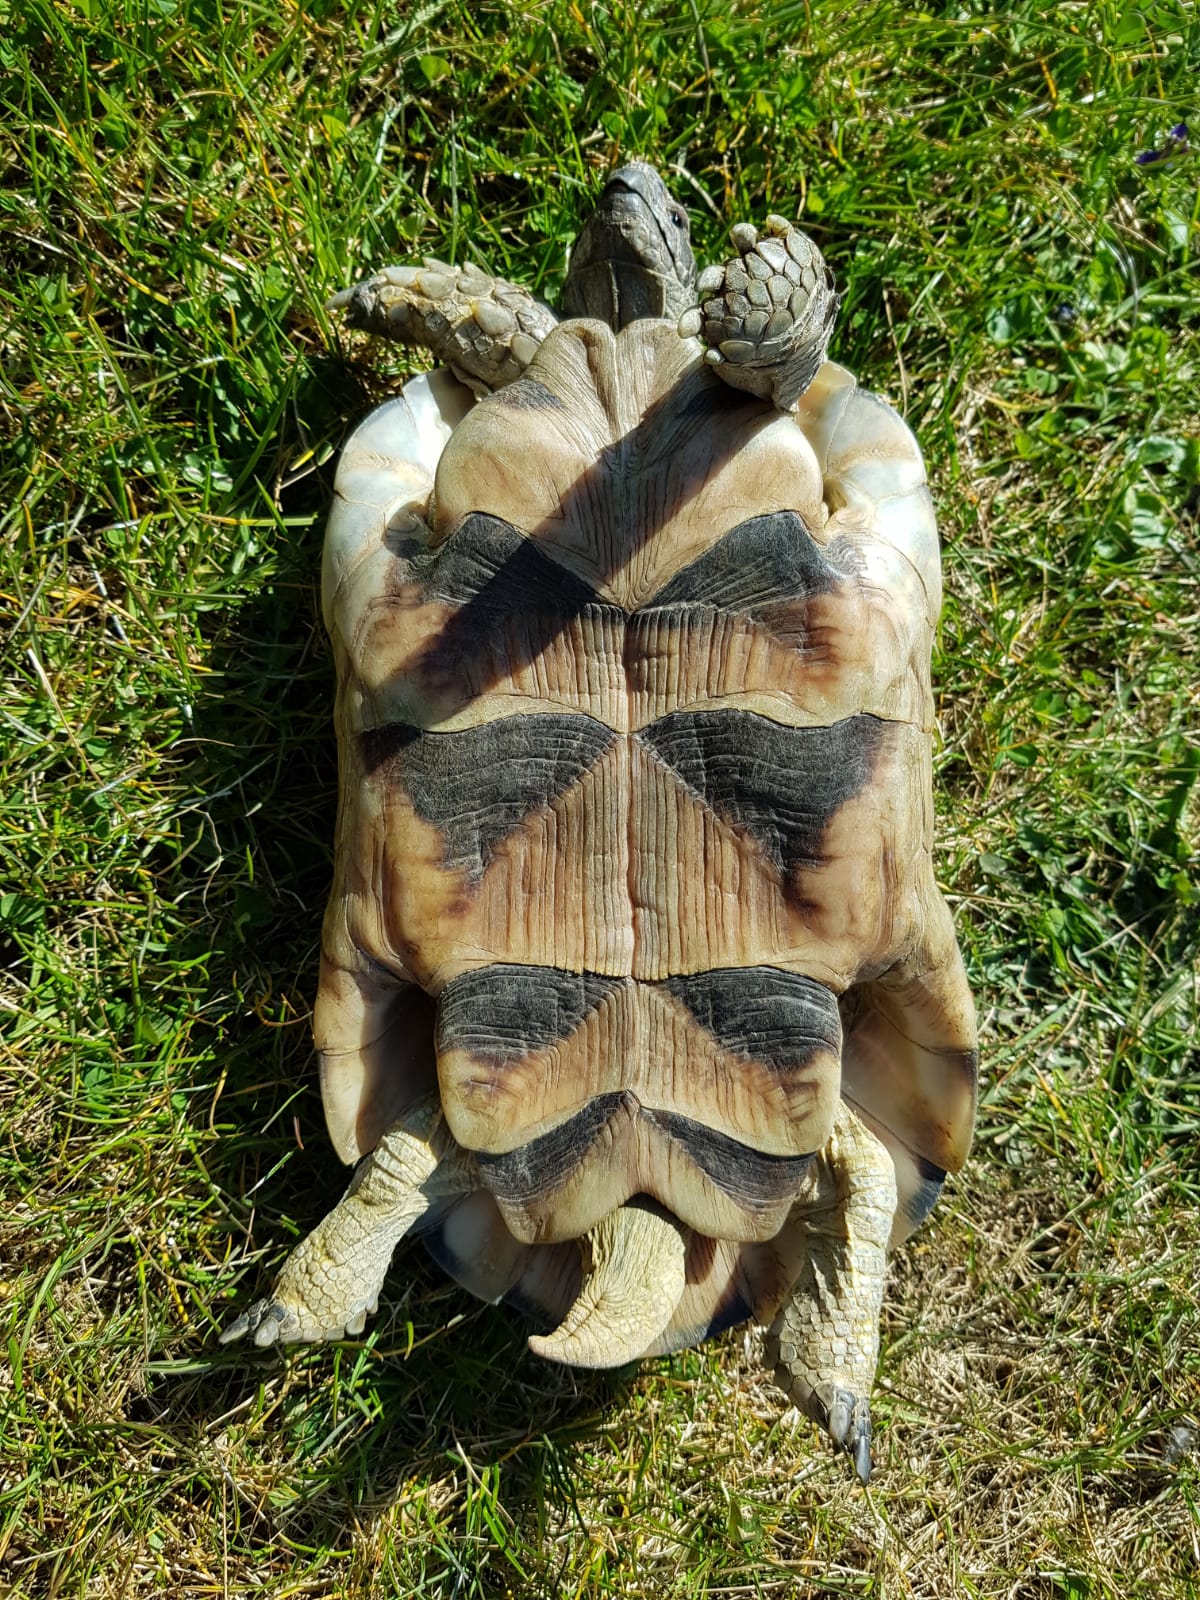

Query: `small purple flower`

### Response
(1136, 123, 1190, 166)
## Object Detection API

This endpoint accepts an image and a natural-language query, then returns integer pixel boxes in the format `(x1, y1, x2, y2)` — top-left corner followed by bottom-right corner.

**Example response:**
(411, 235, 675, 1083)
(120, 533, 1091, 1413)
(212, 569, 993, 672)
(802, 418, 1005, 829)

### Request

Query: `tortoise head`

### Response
(562, 163, 697, 329)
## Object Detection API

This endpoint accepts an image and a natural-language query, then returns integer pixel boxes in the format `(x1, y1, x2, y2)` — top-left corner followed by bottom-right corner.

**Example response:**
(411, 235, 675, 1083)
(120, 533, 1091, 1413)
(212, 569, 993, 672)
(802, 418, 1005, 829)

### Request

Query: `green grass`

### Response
(2, 0, 1197, 1594)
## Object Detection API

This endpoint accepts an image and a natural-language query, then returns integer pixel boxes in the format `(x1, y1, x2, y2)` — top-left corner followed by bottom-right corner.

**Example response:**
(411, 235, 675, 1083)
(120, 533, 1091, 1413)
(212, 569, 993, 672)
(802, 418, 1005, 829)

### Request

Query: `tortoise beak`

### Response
(527, 1202, 689, 1367)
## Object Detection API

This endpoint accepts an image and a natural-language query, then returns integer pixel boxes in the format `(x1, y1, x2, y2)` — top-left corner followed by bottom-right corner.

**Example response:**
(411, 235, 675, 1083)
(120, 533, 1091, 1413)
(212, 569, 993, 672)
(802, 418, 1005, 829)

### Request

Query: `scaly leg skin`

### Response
(678, 215, 840, 413)
(329, 261, 558, 396)
(220, 1103, 474, 1348)
(762, 1099, 897, 1484)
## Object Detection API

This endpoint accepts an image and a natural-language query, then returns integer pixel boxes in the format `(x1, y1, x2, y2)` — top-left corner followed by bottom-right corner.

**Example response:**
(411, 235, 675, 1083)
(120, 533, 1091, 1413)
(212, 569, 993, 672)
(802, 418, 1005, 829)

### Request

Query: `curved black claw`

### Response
(853, 1428, 873, 1485)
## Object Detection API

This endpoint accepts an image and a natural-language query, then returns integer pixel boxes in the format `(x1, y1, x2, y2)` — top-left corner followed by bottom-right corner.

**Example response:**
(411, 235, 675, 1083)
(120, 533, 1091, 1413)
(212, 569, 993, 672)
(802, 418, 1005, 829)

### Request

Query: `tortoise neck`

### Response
(562, 164, 696, 330)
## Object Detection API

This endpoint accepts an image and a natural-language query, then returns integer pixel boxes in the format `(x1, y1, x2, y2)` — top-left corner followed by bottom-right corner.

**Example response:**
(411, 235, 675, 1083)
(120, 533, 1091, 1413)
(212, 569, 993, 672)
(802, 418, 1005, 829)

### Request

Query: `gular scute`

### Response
(428, 320, 829, 610)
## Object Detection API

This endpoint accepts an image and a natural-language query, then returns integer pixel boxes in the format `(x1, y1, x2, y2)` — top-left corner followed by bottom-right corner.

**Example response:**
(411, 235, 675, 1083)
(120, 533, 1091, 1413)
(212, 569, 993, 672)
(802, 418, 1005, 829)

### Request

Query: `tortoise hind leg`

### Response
(220, 1103, 472, 1347)
(756, 896, 977, 1478)
(758, 1099, 897, 1484)
(329, 261, 557, 395)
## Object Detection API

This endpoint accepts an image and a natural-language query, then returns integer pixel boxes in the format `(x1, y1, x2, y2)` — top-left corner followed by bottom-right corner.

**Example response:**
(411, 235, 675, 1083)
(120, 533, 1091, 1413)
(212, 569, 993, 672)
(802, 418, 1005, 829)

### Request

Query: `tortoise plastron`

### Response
(222, 166, 976, 1485)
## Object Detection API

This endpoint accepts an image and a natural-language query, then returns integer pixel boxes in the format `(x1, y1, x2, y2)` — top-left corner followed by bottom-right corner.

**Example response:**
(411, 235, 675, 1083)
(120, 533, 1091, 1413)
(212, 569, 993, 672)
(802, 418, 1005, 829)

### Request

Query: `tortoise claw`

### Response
(808, 1383, 874, 1484)
(219, 1283, 385, 1348)
(218, 1296, 303, 1347)
(327, 263, 556, 392)
(853, 1426, 873, 1486)
(827, 1387, 854, 1447)
(831, 1390, 874, 1485)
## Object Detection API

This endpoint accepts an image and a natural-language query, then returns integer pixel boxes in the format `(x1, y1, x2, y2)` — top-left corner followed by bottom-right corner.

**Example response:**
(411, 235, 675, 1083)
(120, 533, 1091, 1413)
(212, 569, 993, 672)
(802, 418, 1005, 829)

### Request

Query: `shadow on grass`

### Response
(132, 346, 648, 1555)
(145, 1297, 644, 1547)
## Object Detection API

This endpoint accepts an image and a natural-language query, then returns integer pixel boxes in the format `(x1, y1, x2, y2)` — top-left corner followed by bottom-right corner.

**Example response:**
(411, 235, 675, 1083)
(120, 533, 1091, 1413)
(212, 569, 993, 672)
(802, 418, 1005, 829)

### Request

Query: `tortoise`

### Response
(222, 164, 977, 1483)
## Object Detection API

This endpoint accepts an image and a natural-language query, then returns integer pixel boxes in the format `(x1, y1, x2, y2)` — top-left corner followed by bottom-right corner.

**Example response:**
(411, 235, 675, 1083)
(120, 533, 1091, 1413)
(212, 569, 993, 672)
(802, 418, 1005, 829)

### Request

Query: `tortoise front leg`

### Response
(330, 261, 557, 395)
(759, 1098, 897, 1483)
(679, 216, 839, 412)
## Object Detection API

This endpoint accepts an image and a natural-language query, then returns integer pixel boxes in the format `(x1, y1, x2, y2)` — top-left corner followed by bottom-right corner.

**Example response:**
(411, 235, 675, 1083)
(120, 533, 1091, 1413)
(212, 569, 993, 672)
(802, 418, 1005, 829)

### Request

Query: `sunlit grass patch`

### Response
(2, 0, 1197, 1595)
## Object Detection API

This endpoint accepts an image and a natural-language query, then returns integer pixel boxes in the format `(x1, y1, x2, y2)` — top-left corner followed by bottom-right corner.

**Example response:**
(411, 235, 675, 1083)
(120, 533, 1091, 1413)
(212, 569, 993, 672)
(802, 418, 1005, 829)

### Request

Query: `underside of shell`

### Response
(317, 321, 975, 1261)
(239, 309, 982, 1486)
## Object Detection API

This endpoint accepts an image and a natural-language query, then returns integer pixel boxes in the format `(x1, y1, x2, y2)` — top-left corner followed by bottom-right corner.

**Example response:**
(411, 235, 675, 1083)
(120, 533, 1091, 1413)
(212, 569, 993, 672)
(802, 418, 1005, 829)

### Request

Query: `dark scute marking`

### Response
(360, 713, 615, 878)
(438, 965, 622, 1064)
(905, 1156, 947, 1229)
(410, 514, 623, 696)
(492, 378, 565, 411)
(645, 1110, 815, 1205)
(662, 966, 841, 1069)
(476, 1091, 632, 1203)
(638, 711, 886, 874)
(421, 512, 601, 613)
(645, 511, 841, 612)
(360, 722, 420, 775)
(704, 1288, 752, 1341)
(475, 1094, 815, 1212)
